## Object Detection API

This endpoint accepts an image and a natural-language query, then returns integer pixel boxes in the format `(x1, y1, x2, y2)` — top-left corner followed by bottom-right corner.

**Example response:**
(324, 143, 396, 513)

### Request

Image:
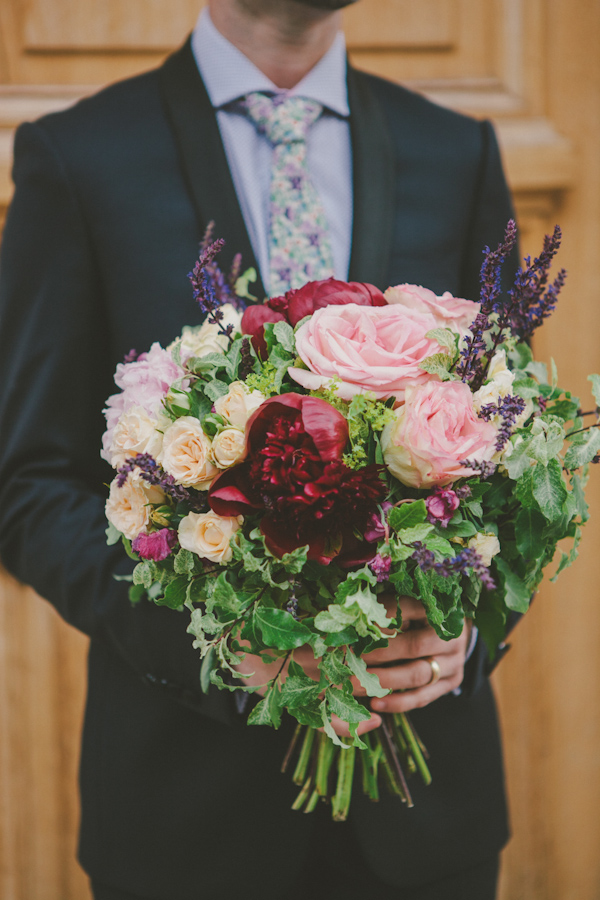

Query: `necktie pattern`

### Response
(243, 92, 335, 296)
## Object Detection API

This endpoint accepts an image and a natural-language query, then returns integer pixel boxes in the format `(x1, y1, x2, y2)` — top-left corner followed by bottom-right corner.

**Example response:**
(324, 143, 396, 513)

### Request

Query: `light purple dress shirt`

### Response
(191, 9, 352, 296)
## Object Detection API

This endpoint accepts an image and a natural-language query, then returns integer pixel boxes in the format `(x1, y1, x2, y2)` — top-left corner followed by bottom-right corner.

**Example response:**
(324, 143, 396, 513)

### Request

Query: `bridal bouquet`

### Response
(103, 222, 598, 820)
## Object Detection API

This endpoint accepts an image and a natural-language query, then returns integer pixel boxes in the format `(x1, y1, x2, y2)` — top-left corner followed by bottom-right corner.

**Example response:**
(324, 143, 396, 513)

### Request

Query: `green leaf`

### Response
(344, 584, 393, 630)
(571, 472, 590, 522)
(319, 647, 350, 686)
(200, 646, 215, 693)
(526, 360, 548, 384)
(320, 700, 350, 749)
(133, 560, 154, 589)
(174, 548, 198, 575)
(494, 557, 531, 613)
(418, 353, 456, 380)
(314, 604, 358, 633)
(513, 377, 542, 400)
(588, 374, 600, 406)
(254, 607, 312, 650)
(515, 465, 536, 509)
(128, 583, 145, 605)
(425, 328, 458, 354)
(280, 674, 322, 708)
(425, 535, 455, 559)
(280, 545, 309, 573)
(532, 459, 568, 522)
(504, 437, 533, 480)
(106, 521, 121, 545)
(529, 419, 565, 465)
(514, 507, 547, 559)
(475, 597, 507, 661)
(161, 575, 189, 609)
(346, 648, 389, 698)
(203, 378, 229, 401)
(509, 342, 533, 369)
(273, 320, 296, 353)
(388, 500, 427, 532)
(398, 523, 434, 543)
(210, 574, 243, 617)
(564, 427, 600, 469)
(550, 551, 571, 583)
(326, 685, 371, 725)
(247, 697, 275, 726)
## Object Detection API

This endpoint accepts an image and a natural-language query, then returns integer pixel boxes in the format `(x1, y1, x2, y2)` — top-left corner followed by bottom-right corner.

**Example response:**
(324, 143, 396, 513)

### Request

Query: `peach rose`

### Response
(105, 406, 166, 468)
(158, 417, 218, 489)
(214, 382, 266, 428)
(210, 427, 247, 468)
(105, 473, 165, 541)
(381, 381, 497, 488)
(178, 511, 243, 564)
(384, 284, 479, 335)
(289, 302, 444, 401)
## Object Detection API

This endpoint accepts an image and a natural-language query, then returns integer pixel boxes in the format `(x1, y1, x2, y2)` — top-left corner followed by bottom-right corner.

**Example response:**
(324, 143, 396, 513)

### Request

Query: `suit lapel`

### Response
(346, 66, 395, 288)
(159, 38, 266, 298)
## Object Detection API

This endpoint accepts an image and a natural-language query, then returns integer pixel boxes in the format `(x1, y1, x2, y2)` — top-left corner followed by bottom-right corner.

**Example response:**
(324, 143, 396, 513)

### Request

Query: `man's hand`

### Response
(364, 595, 473, 715)
(233, 594, 472, 735)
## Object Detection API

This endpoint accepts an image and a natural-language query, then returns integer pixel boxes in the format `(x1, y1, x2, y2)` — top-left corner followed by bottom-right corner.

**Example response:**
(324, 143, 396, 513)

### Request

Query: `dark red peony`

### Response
(208, 394, 386, 564)
(241, 277, 386, 358)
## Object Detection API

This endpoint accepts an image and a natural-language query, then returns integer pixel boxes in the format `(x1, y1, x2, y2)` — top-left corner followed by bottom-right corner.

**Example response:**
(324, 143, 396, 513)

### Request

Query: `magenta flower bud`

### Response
(425, 488, 460, 528)
(369, 553, 392, 583)
(132, 528, 178, 561)
(363, 501, 393, 543)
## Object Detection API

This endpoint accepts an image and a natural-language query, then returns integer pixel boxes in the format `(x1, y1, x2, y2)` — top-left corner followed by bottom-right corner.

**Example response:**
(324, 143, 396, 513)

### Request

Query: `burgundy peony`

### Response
(208, 394, 386, 564)
(241, 277, 386, 357)
(132, 527, 178, 561)
(425, 488, 461, 528)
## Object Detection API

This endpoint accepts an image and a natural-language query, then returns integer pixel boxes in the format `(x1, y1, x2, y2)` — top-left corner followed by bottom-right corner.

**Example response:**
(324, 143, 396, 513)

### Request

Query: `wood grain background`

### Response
(1, 1, 599, 898)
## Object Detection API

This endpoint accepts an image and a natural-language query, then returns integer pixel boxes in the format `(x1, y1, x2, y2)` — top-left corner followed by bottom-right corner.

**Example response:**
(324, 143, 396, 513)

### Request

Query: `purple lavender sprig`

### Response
(117, 453, 208, 511)
(479, 393, 527, 451)
(412, 542, 496, 591)
(459, 458, 496, 479)
(506, 226, 565, 340)
(455, 220, 518, 387)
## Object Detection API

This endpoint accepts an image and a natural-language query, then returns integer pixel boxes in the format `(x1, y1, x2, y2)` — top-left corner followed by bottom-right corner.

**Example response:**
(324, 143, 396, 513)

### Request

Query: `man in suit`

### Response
(0, 1, 518, 898)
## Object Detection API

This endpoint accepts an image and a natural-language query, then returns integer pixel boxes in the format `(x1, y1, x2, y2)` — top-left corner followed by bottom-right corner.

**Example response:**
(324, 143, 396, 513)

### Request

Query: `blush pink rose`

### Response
(384, 284, 479, 334)
(102, 343, 183, 463)
(289, 303, 444, 401)
(381, 381, 498, 488)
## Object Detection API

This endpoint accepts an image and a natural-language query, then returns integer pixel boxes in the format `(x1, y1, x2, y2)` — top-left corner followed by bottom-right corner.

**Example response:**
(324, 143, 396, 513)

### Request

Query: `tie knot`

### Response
(242, 92, 323, 145)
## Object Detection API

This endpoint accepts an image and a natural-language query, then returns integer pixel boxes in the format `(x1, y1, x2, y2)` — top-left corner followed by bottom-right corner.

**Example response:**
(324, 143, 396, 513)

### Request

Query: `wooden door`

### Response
(1, 2, 599, 898)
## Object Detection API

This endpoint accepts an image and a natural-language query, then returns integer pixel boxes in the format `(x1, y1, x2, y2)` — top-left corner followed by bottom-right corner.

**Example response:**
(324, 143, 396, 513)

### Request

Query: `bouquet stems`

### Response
(282, 712, 431, 820)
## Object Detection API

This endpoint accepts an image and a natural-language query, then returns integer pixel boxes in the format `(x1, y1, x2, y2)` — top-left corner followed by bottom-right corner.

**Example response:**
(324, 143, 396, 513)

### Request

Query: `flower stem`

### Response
(380, 714, 413, 807)
(315, 731, 336, 797)
(292, 726, 315, 786)
(281, 723, 302, 774)
(396, 713, 432, 786)
(332, 745, 356, 822)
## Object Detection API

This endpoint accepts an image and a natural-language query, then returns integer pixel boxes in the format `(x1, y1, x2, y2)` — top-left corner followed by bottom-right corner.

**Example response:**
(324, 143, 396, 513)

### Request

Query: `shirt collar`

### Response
(191, 8, 349, 117)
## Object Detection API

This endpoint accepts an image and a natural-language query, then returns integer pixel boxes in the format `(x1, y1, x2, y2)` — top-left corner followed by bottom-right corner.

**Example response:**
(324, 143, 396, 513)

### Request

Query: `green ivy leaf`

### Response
(532, 459, 568, 522)
(319, 647, 350, 686)
(514, 507, 547, 559)
(280, 674, 322, 708)
(160, 575, 189, 609)
(314, 604, 358, 633)
(203, 379, 229, 401)
(588, 374, 600, 406)
(273, 320, 296, 353)
(494, 557, 531, 613)
(326, 685, 371, 725)
(174, 548, 198, 575)
(398, 523, 434, 543)
(106, 521, 121, 545)
(425, 327, 458, 354)
(564, 427, 600, 469)
(346, 648, 389, 698)
(247, 696, 275, 726)
(320, 700, 350, 749)
(387, 500, 426, 531)
(255, 607, 312, 650)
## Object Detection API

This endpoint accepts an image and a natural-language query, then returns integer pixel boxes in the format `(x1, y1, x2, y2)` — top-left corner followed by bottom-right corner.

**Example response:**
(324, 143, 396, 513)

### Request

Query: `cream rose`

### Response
(384, 284, 480, 335)
(106, 406, 166, 468)
(214, 381, 266, 428)
(105, 473, 165, 541)
(170, 305, 243, 363)
(381, 381, 498, 488)
(211, 427, 247, 468)
(158, 416, 218, 489)
(178, 511, 243, 564)
(473, 350, 515, 412)
(469, 532, 501, 567)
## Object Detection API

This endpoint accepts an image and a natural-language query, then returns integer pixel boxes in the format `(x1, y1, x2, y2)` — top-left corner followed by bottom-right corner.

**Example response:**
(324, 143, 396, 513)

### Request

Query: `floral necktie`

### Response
(242, 92, 335, 296)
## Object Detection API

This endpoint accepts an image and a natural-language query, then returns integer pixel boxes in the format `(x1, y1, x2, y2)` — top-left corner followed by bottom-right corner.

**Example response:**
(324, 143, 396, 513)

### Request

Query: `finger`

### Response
(370, 674, 462, 713)
(320, 711, 382, 739)
(364, 657, 447, 694)
(364, 627, 451, 665)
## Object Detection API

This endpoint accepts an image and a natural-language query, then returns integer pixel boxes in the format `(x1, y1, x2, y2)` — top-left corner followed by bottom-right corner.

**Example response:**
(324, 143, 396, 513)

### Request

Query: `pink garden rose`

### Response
(289, 303, 444, 401)
(381, 381, 498, 488)
(384, 284, 479, 334)
(102, 344, 183, 464)
(132, 528, 178, 561)
(425, 488, 461, 527)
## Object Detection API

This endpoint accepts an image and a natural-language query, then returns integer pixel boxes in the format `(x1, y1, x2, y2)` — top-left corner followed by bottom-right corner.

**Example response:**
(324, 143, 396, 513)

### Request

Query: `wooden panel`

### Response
(343, 0, 457, 48)
(25, 0, 202, 51)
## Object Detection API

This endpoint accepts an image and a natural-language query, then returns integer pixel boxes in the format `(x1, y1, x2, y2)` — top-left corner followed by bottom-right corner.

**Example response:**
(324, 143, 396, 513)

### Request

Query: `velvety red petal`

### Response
(207, 464, 262, 516)
(299, 396, 348, 462)
(336, 531, 379, 568)
(261, 516, 334, 565)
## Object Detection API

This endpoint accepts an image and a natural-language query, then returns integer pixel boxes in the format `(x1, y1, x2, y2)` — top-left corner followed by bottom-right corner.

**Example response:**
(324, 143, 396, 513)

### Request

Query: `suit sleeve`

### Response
(0, 121, 229, 723)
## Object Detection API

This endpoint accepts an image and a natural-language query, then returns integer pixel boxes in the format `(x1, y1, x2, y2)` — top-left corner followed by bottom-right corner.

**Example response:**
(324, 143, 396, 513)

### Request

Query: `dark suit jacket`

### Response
(0, 39, 517, 897)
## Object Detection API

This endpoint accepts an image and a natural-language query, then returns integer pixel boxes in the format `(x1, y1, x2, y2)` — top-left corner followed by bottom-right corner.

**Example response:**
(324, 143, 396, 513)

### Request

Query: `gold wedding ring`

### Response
(425, 656, 441, 686)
